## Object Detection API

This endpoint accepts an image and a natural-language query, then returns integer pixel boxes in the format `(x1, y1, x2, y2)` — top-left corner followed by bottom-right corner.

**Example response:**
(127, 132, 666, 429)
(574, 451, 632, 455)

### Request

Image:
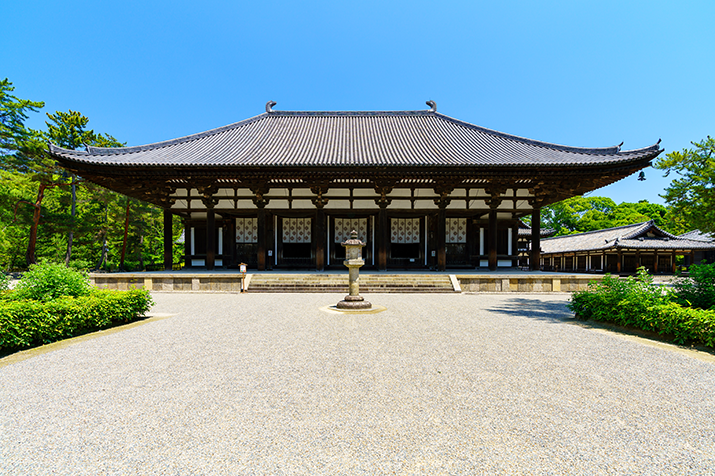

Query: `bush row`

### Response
(569, 272, 715, 348)
(0, 289, 153, 353)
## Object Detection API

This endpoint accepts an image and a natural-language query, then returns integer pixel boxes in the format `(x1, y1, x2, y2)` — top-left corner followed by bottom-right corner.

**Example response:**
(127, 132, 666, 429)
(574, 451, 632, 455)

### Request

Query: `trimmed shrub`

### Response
(569, 268, 715, 347)
(672, 262, 715, 310)
(0, 288, 153, 353)
(13, 262, 91, 301)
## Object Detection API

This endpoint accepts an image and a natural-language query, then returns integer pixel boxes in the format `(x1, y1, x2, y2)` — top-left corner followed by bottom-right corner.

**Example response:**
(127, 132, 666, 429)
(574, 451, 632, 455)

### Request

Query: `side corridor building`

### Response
(540, 221, 715, 274)
(49, 102, 662, 272)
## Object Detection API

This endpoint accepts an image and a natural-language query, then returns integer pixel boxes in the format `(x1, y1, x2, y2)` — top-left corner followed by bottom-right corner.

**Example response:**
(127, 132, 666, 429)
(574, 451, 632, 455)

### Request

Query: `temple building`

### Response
(678, 230, 715, 265)
(539, 221, 715, 274)
(48, 101, 662, 272)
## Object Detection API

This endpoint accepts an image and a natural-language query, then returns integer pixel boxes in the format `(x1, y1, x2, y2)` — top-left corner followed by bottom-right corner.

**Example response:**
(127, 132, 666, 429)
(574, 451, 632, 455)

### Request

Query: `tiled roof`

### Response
(678, 230, 715, 242)
(48, 108, 661, 169)
(541, 221, 715, 254)
(517, 221, 556, 237)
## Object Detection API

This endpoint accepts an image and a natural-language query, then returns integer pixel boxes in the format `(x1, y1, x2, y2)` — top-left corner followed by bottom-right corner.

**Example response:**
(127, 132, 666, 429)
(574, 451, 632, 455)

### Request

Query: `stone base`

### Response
(336, 295, 372, 309)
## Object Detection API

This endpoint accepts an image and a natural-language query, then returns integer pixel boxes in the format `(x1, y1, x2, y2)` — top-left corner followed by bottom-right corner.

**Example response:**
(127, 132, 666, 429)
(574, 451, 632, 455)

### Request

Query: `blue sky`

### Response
(4, 0, 714, 205)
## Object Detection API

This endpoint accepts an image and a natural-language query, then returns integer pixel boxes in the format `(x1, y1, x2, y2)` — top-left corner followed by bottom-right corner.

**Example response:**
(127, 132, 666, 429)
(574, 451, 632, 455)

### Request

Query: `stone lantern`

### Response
(336, 230, 372, 310)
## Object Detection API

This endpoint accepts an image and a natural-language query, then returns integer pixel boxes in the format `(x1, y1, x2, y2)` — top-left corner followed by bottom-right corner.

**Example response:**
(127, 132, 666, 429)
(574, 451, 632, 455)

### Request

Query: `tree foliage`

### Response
(654, 136, 715, 234)
(0, 78, 44, 157)
(0, 79, 183, 271)
(534, 196, 683, 236)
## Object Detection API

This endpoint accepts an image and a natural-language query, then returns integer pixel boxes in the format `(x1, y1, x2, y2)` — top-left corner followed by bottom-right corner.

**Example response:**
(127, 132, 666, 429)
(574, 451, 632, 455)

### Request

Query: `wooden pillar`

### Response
(617, 249, 622, 273)
(256, 205, 267, 271)
(488, 209, 498, 271)
(636, 250, 641, 270)
(690, 251, 695, 266)
(437, 205, 447, 271)
(512, 224, 519, 267)
(163, 209, 173, 270)
(530, 208, 541, 271)
(377, 204, 388, 271)
(672, 250, 677, 273)
(654, 251, 659, 273)
(600, 251, 604, 272)
(206, 206, 215, 270)
(315, 207, 326, 271)
(184, 219, 191, 269)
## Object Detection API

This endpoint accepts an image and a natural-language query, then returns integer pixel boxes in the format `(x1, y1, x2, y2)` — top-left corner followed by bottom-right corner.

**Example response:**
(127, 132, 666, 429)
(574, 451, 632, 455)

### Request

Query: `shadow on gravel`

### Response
(487, 297, 575, 323)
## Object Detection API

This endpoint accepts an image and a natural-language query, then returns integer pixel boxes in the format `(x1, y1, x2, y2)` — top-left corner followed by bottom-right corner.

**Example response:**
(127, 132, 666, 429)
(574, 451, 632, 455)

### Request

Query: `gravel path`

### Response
(1, 292, 714, 475)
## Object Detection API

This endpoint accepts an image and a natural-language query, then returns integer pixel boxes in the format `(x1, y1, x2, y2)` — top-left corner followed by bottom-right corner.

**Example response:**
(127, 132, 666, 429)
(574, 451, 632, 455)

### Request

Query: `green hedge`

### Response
(0, 289, 153, 353)
(569, 272, 715, 348)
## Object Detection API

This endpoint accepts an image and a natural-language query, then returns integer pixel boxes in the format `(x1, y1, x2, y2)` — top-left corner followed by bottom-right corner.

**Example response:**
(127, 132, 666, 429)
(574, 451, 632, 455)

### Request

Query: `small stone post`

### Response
(336, 230, 372, 310)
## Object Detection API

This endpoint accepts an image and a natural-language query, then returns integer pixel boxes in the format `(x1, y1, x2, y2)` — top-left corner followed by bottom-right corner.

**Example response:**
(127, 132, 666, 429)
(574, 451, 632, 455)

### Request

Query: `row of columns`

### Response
(163, 202, 544, 273)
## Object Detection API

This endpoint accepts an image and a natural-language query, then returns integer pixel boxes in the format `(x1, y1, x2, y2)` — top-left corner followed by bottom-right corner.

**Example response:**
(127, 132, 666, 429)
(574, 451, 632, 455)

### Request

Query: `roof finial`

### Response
(266, 101, 277, 113)
(426, 100, 437, 112)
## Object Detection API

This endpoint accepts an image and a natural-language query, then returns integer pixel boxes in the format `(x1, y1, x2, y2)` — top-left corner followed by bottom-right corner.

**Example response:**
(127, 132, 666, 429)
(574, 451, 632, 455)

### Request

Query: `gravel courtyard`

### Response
(1, 292, 714, 475)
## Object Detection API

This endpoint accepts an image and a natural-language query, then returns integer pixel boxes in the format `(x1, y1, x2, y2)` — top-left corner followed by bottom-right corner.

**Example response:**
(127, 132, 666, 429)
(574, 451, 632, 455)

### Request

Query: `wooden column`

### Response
(654, 251, 659, 273)
(377, 204, 389, 270)
(206, 206, 215, 270)
(488, 209, 498, 271)
(617, 249, 622, 273)
(256, 205, 267, 271)
(163, 209, 173, 270)
(184, 219, 191, 269)
(512, 223, 519, 267)
(530, 208, 541, 271)
(315, 207, 326, 271)
(310, 184, 329, 271)
(636, 250, 641, 270)
(437, 204, 447, 271)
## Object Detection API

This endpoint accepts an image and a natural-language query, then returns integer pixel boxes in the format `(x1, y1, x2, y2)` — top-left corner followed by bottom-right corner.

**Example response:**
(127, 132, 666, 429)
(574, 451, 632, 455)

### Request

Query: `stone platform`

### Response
(89, 271, 605, 293)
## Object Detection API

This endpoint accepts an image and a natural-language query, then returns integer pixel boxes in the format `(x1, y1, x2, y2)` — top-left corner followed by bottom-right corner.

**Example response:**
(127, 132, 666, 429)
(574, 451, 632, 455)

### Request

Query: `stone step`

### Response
(247, 274, 456, 293)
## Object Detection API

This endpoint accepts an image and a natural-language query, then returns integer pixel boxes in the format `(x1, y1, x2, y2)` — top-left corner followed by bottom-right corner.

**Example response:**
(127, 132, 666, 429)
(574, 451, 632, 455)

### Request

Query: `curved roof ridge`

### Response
(622, 220, 679, 240)
(58, 113, 270, 156)
(433, 112, 623, 155)
(268, 110, 432, 117)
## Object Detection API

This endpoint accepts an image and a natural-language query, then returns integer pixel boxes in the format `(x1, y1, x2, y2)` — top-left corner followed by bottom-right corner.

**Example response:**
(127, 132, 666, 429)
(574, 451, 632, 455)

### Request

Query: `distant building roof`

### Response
(678, 230, 715, 243)
(517, 221, 556, 238)
(49, 105, 661, 169)
(541, 221, 715, 254)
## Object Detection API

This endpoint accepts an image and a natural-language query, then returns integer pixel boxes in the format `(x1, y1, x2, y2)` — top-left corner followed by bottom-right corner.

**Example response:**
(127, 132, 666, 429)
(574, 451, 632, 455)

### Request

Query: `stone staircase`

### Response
(246, 274, 457, 293)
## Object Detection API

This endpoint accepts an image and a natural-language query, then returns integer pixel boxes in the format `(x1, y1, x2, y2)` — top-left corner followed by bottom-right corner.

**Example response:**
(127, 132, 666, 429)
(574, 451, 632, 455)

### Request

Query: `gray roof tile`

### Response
(48, 109, 661, 168)
(541, 221, 715, 253)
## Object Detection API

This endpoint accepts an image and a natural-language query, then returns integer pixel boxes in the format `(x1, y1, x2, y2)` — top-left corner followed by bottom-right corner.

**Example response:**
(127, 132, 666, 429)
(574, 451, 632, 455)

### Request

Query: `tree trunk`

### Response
(64, 176, 77, 266)
(26, 183, 48, 267)
(138, 234, 144, 270)
(120, 197, 131, 270)
(96, 238, 108, 270)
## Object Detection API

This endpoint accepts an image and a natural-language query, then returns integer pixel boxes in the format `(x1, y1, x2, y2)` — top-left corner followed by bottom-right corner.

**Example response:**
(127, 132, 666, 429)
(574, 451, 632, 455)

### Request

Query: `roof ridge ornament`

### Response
(426, 100, 437, 112)
(266, 101, 277, 113)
